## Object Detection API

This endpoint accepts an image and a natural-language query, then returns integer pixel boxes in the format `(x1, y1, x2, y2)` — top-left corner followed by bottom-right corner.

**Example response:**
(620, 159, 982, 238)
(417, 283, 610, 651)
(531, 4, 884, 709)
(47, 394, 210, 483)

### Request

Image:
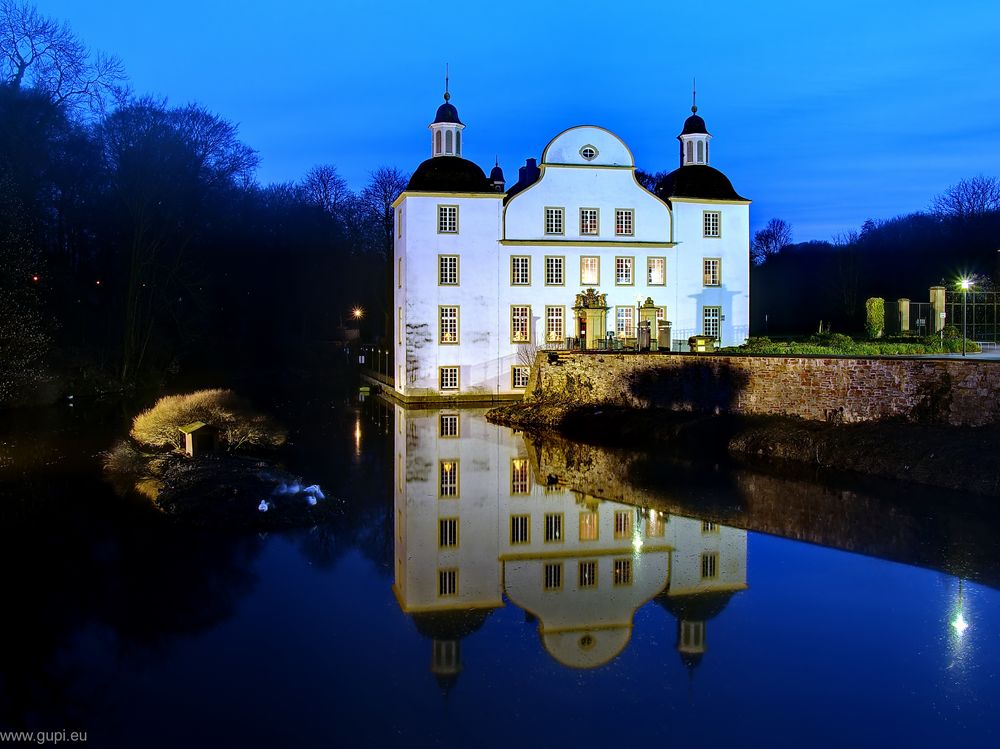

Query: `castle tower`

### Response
(678, 83, 711, 167)
(429, 70, 465, 157)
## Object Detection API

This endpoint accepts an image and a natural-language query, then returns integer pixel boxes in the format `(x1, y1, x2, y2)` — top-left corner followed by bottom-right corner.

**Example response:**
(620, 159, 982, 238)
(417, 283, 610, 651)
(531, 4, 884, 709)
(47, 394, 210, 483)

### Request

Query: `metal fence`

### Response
(945, 291, 1000, 343)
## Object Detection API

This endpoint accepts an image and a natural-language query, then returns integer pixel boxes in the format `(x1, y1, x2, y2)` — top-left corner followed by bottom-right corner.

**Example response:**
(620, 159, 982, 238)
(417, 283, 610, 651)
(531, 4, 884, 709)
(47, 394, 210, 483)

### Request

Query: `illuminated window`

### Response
(703, 258, 721, 286)
(701, 552, 719, 579)
(703, 211, 721, 238)
(511, 256, 530, 285)
(544, 562, 563, 591)
(439, 460, 459, 497)
(510, 514, 531, 544)
(580, 208, 599, 235)
(647, 511, 665, 537)
(544, 513, 563, 543)
(579, 560, 597, 588)
(614, 510, 632, 539)
(438, 568, 458, 596)
(579, 511, 599, 541)
(544, 256, 564, 286)
(616, 306, 635, 338)
(438, 205, 458, 233)
(511, 305, 531, 343)
(615, 209, 634, 236)
(511, 458, 530, 495)
(439, 517, 459, 548)
(702, 520, 719, 534)
(545, 306, 564, 343)
(615, 256, 633, 285)
(511, 366, 530, 390)
(580, 256, 600, 285)
(439, 366, 459, 391)
(439, 306, 459, 344)
(545, 207, 564, 235)
(439, 414, 459, 438)
(703, 306, 721, 339)
(438, 255, 459, 285)
(647, 257, 665, 285)
(613, 558, 632, 586)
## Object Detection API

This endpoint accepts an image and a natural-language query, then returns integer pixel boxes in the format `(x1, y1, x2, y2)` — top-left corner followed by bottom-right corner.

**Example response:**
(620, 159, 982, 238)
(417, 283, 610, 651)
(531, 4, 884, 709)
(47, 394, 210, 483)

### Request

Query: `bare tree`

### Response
(361, 166, 408, 259)
(931, 175, 1000, 220)
(0, 1, 126, 115)
(751, 218, 793, 264)
(301, 164, 350, 218)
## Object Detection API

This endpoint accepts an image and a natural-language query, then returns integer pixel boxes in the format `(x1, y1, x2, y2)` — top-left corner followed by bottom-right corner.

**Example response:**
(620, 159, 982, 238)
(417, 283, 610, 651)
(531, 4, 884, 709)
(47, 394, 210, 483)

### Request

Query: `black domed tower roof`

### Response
(406, 156, 494, 192)
(655, 165, 748, 202)
(489, 162, 504, 182)
(433, 96, 463, 125)
(680, 110, 709, 136)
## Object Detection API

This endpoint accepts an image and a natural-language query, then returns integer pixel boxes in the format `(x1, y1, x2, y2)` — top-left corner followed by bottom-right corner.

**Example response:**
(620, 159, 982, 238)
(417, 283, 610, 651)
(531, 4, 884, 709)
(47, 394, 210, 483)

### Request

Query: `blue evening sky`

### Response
(37, 0, 1000, 241)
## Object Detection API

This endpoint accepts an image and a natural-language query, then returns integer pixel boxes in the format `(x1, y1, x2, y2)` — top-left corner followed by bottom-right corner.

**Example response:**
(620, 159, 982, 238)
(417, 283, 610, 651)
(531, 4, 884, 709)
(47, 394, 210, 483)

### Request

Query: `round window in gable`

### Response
(580, 145, 599, 161)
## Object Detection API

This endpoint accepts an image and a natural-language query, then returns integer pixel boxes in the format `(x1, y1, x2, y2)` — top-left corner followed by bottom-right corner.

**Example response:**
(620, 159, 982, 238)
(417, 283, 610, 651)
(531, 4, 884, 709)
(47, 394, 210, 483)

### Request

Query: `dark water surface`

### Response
(1, 389, 998, 748)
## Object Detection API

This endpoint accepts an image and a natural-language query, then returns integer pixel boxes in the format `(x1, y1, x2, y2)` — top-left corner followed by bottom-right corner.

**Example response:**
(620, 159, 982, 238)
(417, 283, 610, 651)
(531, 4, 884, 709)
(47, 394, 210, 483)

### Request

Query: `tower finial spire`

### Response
(692, 77, 697, 113)
(444, 63, 450, 101)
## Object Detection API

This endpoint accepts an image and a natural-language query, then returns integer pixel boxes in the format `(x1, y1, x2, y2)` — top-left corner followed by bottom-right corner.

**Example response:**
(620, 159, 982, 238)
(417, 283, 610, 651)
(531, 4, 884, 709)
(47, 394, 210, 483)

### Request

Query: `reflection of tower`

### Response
(410, 610, 492, 694)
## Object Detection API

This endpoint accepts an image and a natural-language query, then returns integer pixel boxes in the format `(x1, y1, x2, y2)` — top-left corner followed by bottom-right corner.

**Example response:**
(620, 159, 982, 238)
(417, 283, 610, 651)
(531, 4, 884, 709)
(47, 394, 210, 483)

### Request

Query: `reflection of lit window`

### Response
(701, 552, 719, 579)
(438, 568, 458, 596)
(647, 511, 665, 537)
(511, 458, 530, 495)
(439, 461, 459, 498)
(613, 558, 632, 586)
(614, 510, 631, 539)
(579, 511, 599, 541)
(439, 414, 459, 438)
(439, 517, 458, 548)
(544, 513, 563, 542)
(510, 514, 530, 544)
(701, 520, 719, 534)
(544, 562, 562, 591)
(579, 560, 597, 588)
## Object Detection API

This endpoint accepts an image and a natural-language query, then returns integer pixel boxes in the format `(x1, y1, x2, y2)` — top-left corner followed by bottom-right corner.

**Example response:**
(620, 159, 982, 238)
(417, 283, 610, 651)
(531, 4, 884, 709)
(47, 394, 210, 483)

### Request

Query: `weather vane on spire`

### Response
(444, 63, 450, 101)
(692, 77, 697, 113)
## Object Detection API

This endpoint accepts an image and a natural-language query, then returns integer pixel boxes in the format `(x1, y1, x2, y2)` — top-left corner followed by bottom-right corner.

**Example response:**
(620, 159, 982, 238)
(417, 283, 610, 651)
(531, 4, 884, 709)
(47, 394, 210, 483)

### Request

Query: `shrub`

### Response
(941, 324, 961, 340)
(864, 298, 885, 339)
(102, 440, 147, 475)
(130, 389, 287, 452)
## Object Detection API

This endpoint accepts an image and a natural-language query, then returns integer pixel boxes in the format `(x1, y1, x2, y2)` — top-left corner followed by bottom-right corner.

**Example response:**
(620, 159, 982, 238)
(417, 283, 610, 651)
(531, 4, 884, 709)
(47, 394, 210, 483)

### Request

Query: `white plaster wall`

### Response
(541, 126, 634, 167)
(665, 515, 748, 596)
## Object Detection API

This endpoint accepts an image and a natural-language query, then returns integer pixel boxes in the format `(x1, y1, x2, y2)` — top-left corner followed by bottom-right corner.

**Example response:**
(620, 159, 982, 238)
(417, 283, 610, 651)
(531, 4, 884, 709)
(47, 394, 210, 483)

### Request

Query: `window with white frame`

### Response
(703, 306, 721, 340)
(511, 458, 530, 494)
(511, 305, 531, 343)
(438, 205, 458, 233)
(439, 306, 459, 343)
(439, 517, 459, 548)
(615, 209, 634, 236)
(439, 414, 459, 438)
(616, 306, 635, 338)
(439, 366, 459, 391)
(615, 256, 633, 285)
(544, 207, 564, 235)
(439, 460, 459, 497)
(580, 208, 599, 235)
(613, 558, 633, 586)
(438, 568, 458, 596)
(647, 257, 665, 285)
(703, 210, 721, 238)
(511, 366, 530, 390)
(545, 306, 564, 343)
(544, 256, 564, 286)
(579, 560, 597, 588)
(510, 514, 530, 544)
(511, 256, 530, 286)
(544, 562, 563, 590)
(544, 513, 563, 543)
(580, 256, 600, 285)
(701, 552, 719, 579)
(439, 255, 458, 285)
(703, 258, 721, 287)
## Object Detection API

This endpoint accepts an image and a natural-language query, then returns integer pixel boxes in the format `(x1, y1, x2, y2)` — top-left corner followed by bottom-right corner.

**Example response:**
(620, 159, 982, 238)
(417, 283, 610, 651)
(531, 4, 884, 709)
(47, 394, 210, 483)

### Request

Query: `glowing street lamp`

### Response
(352, 307, 364, 321)
(958, 278, 973, 356)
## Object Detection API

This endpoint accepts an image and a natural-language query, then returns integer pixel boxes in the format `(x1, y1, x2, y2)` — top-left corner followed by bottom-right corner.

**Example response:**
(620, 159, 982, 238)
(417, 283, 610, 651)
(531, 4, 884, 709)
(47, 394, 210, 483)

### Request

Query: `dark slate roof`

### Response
(655, 590, 736, 622)
(680, 112, 709, 136)
(504, 158, 541, 202)
(489, 163, 504, 182)
(433, 100, 463, 125)
(406, 156, 494, 193)
(411, 608, 492, 641)
(655, 165, 748, 202)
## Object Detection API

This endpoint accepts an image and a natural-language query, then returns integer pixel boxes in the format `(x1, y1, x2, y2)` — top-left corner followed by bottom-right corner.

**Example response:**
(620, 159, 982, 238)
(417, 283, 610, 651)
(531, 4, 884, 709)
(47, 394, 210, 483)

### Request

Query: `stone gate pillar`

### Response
(897, 298, 910, 332)
(930, 286, 946, 333)
(573, 288, 609, 350)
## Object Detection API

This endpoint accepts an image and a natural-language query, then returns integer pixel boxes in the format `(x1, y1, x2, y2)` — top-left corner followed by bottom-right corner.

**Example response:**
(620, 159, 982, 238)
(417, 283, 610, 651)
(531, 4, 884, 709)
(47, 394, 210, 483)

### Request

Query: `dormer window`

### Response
(580, 145, 599, 161)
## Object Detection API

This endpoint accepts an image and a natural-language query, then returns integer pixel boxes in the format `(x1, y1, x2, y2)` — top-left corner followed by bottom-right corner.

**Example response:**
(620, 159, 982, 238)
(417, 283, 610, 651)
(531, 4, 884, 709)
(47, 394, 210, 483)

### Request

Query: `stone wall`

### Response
(528, 352, 1000, 426)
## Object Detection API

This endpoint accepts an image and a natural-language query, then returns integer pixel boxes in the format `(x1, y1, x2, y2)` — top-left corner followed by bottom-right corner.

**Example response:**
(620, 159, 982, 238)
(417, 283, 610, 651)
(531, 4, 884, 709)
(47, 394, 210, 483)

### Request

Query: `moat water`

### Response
(1, 385, 998, 748)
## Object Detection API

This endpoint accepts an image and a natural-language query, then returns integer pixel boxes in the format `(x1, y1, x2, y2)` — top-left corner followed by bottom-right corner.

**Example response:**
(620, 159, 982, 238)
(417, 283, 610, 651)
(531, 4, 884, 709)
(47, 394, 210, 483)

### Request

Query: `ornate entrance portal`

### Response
(573, 288, 609, 350)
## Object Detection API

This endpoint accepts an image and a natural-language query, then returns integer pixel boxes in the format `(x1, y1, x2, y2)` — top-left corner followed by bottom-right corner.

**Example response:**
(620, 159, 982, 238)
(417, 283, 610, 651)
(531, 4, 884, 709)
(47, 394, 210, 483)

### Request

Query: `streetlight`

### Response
(958, 278, 973, 356)
(352, 307, 364, 321)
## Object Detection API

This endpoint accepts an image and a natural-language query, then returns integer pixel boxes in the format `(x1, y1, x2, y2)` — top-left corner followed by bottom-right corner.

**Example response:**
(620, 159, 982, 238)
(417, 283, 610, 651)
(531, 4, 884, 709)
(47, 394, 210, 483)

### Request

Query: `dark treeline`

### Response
(0, 4, 404, 406)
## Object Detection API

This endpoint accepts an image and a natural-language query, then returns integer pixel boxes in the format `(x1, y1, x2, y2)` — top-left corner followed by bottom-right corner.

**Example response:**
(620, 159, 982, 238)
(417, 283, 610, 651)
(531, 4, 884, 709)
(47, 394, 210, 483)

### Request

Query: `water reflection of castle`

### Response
(391, 407, 747, 684)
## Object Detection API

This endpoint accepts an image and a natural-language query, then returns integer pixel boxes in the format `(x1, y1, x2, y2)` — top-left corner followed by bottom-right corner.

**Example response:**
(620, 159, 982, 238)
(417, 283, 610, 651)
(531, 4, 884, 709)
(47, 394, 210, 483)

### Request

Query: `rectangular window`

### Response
(439, 305, 459, 344)
(511, 458, 530, 495)
(544, 562, 563, 591)
(511, 365, 530, 390)
(438, 205, 458, 233)
(580, 256, 600, 286)
(614, 510, 632, 539)
(397, 307, 402, 344)
(511, 305, 531, 343)
(701, 552, 719, 579)
(439, 460, 459, 498)
(439, 414, 459, 438)
(703, 258, 721, 287)
(579, 560, 598, 588)
(615, 208, 634, 236)
(544, 306, 565, 343)
(544, 207, 564, 235)
(579, 511, 599, 541)
(511, 255, 531, 286)
(656, 306, 667, 323)
(439, 366, 459, 391)
(616, 306, 635, 338)
(544, 513, 563, 543)
(580, 208, 599, 235)
(703, 210, 721, 238)
(702, 520, 719, 534)
(681, 621, 705, 649)
(439, 518, 459, 548)
(703, 306, 721, 339)
(397, 208, 402, 238)
(438, 255, 459, 285)
(438, 568, 458, 597)
(510, 514, 531, 545)
(397, 258, 402, 288)
(544, 256, 565, 286)
(647, 511, 665, 537)
(615, 256, 633, 285)
(647, 257, 666, 285)
(613, 558, 633, 586)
